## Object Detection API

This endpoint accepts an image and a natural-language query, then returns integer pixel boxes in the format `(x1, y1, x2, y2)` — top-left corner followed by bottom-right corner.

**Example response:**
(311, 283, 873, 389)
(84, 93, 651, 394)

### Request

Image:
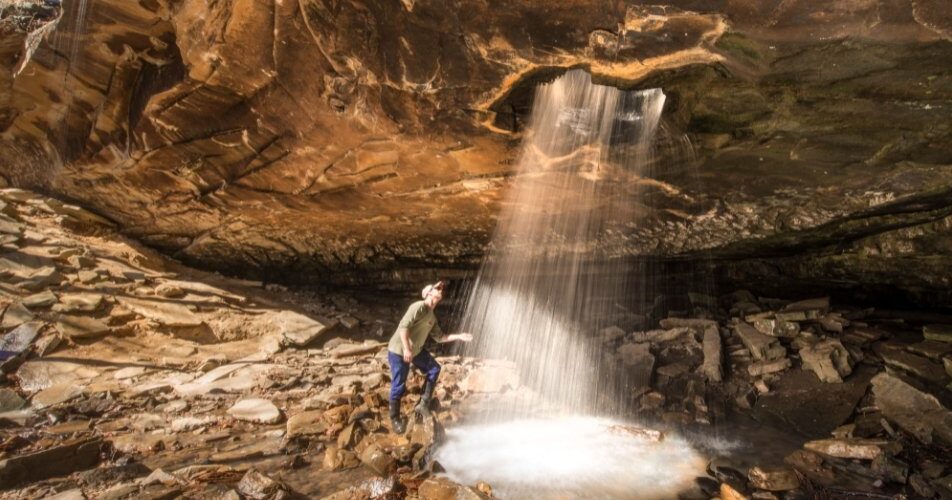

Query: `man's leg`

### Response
(388, 351, 409, 433)
(411, 349, 441, 416)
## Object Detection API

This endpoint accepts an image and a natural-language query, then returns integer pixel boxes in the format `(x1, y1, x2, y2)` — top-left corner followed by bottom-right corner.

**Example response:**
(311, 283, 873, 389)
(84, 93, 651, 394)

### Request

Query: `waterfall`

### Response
(460, 69, 667, 419)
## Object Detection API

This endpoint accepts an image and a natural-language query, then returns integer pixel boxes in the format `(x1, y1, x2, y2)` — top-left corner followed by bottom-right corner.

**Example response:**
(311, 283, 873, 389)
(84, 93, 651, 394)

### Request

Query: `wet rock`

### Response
(22, 290, 57, 308)
(228, 398, 282, 424)
(782, 298, 829, 316)
(52, 293, 104, 313)
(747, 357, 791, 377)
(236, 468, 287, 500)
(0, 302, 33, 329)
(734, 322, 785, 361)
(418, 476, 487, 500)
(54, 315, 110, 339)
(32, 383, 83, 408)
(459, 362, 519, 393)
(803, 438, 888, 460)
(323, 477, 396, 499)
(923, 324, 952, 343)
(800, 339, 853, 383)
(617, 342, 654, 387)
(598, 325, 626, 343)
(871, 372, 952, 445)
(0, 437, 101, 488)
(748, 466, 799, 491)
(272, 310, 336, 347)
(906, 340, 952, 362)
(286, 410, 328, 438)
(358, 443, 396, 476)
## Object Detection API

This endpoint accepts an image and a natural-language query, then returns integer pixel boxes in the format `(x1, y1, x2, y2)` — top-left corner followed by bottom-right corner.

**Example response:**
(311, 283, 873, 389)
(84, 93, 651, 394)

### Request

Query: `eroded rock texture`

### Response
(0, 0, 950, 303)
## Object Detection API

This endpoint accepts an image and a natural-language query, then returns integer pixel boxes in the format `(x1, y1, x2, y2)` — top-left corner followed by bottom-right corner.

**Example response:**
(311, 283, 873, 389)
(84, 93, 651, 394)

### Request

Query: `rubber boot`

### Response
(389, 400, 406, 434)
(415, 379, 436, 417)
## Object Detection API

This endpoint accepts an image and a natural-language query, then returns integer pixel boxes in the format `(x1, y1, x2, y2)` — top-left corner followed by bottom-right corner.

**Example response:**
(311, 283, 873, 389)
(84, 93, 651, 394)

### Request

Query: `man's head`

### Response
(422, 281, 444, 307)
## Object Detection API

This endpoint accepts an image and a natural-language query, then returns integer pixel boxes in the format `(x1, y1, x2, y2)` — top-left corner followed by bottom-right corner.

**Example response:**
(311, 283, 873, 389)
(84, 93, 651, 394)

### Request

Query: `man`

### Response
(387, 281, 472, 433)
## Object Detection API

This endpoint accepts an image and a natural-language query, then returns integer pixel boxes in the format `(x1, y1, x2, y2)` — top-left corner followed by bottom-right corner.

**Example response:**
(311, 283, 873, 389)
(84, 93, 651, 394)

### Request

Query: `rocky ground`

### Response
(1, 187, 951, 499)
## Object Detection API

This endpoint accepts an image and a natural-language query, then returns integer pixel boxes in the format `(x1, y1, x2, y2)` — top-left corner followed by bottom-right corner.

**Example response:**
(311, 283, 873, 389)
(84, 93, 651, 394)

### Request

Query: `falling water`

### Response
(437, 70, 707, 498)
(459, 69, 666, 418)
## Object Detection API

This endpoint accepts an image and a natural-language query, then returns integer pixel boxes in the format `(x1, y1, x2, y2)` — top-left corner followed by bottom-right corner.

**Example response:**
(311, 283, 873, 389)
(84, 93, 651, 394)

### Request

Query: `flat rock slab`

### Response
(32, 383, 83, 408)
(228, 398, 282, 424)
(0, 321, 42, 364)
(923, 324, 952, 343)
(52, 293, 104, 313)
(803, 438, 886, 460)
(16, 359, 100, 393)
(871, 372, 952, 445)
(55, 315, 110, 339)
(754, 366, 875, 439)
(0, 302, 33, 329)
(22, 290, 57, 308)
(272, 310, 336, 347)
(0, 389, 25, 412)
(116, 296, 204, 327)
(0, 437, 101, 488)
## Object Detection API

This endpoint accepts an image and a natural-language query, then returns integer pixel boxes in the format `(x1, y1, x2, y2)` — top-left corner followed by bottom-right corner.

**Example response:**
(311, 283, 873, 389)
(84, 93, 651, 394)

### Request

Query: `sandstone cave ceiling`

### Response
(0, 0, 951, 304)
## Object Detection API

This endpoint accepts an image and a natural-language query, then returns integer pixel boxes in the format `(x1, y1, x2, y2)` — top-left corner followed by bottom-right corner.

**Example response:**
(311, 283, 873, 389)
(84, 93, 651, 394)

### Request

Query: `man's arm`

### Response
(399, 327, 412, 362)
(436, 332, 473, 343)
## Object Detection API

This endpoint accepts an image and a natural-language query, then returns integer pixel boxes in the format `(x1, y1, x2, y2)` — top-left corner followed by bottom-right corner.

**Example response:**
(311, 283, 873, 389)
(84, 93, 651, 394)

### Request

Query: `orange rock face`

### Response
(1, 1, 951, 303)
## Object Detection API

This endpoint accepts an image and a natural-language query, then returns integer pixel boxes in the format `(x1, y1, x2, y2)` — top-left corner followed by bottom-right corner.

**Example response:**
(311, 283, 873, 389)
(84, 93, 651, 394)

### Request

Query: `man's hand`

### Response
(403, 344, 413, 364)
(453, 333, 473, 342)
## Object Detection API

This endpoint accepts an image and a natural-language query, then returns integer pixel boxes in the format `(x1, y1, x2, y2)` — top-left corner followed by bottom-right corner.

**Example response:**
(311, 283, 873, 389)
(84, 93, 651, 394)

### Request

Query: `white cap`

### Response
(421, 281, 445, 299)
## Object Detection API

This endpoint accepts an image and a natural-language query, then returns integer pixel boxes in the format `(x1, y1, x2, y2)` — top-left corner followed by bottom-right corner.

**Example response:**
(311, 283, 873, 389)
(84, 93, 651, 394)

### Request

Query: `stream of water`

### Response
(437, 70, 708, 498)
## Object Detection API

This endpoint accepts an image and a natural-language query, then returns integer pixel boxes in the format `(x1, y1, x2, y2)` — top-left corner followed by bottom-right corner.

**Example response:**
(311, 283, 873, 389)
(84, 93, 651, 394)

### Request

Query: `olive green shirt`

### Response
(388, 300, 443, 358)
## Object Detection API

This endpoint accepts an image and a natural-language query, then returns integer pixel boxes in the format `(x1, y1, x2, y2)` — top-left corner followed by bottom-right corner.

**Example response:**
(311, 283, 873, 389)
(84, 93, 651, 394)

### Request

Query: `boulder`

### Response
(358, 443, 396, 476)
(236, 468, 286, 500)
(418, 477, 486, 500)
(800, 339, 853, 383)
(286, 410, 328, 438)
(871, 372, 952, 445)
(227, 398, 282, 424)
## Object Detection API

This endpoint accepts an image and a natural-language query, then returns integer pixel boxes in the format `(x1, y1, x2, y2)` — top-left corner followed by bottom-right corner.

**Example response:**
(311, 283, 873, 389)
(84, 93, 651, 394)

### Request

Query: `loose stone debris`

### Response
(0, 187, 950, 499)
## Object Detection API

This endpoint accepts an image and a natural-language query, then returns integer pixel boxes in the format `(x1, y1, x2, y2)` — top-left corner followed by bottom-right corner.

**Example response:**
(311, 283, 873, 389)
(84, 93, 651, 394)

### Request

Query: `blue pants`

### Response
(388, 350, 441, 402)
